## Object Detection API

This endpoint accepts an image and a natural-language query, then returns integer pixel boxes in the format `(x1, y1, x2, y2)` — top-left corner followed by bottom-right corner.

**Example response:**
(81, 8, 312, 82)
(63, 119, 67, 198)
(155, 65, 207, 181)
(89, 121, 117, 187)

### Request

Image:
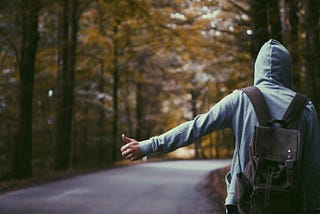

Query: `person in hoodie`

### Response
(120, 39, 320, 214)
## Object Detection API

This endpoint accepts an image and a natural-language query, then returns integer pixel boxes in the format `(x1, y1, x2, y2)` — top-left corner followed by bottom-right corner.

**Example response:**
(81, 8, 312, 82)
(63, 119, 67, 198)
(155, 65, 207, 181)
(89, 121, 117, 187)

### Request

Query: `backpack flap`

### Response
(253, 125, 300, 162)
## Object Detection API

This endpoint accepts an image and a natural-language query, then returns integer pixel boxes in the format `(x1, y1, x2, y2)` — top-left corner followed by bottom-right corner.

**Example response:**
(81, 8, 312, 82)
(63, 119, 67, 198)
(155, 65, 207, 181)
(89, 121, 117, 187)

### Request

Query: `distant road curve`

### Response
(0, 160, 231, 214)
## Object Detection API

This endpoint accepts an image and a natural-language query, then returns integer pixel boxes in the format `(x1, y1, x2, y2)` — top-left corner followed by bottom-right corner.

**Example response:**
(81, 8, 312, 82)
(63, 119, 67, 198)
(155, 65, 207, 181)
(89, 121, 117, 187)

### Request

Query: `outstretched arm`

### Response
(120, 134, 143, 161)
(120, 92, 236, 159)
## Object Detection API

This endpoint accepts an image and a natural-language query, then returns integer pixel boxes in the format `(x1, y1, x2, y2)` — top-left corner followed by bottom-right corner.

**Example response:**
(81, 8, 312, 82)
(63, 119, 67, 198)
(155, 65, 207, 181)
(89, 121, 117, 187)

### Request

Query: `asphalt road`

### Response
(0, 160, 230, 214)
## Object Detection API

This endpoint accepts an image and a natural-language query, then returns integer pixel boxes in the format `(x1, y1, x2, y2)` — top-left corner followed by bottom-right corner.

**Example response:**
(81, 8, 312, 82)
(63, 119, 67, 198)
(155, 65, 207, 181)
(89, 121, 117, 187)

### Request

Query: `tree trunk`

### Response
(249, 0, 269, 59)
(123, 87, 134, 137)
(209, 133, 215, 158)
(135, 82, 143, 140)
(111, 24, 119, 162)
(267, 0, 282, 42)
(98, 59, 105, 164)
(55, 0, 78, 170)
(215, 132, 221, 158)
(287, 0, 301, 90)
(190, 90, 201, 159)
(135, 50, 153, 141)
(12, 0, 40, 179)
(305, 0, 320, 114)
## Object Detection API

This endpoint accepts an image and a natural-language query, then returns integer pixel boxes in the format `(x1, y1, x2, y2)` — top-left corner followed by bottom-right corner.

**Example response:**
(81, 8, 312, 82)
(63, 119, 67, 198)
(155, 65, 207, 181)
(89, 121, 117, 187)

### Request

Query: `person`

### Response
(120, 39, 320, 213)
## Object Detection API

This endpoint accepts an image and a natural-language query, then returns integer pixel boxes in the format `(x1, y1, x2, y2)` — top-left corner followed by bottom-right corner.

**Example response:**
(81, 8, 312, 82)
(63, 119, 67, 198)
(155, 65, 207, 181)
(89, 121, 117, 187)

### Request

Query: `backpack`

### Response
(235, 86, 308, 214)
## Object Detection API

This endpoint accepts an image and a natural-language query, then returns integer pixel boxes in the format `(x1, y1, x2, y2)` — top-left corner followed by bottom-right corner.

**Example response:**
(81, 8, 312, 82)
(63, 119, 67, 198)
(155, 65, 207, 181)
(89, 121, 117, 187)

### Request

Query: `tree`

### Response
(267, 0, 282, 42)
(305, 0, 320, 114)
(286, 0, 302, 90)
(249, 0, 268, 59)
(12, 0, 40, 178)
(54, 0, 79, 170)
(248, 0, 283, 57)
(111, 18, 120, 162)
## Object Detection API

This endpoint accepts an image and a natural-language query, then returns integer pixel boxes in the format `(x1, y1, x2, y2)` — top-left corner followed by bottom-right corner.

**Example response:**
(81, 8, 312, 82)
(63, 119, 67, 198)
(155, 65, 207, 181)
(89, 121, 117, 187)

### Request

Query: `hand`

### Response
(120, 134, 143, 161)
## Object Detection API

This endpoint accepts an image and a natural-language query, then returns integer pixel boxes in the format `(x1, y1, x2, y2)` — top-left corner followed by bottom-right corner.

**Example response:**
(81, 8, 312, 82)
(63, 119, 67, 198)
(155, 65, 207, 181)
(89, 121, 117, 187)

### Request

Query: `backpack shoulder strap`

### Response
(242, 86, 272, 125)
(282, 93, 308, 129)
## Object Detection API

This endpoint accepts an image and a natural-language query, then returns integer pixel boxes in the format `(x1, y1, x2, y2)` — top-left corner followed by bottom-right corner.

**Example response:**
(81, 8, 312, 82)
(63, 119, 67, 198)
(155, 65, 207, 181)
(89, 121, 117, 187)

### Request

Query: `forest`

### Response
(0, 0, 319, 180)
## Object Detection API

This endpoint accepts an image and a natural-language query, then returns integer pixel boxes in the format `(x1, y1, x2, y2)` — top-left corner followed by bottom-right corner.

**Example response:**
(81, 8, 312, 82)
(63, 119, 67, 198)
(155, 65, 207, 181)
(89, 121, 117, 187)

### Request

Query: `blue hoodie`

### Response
(139, 39, 320, 212)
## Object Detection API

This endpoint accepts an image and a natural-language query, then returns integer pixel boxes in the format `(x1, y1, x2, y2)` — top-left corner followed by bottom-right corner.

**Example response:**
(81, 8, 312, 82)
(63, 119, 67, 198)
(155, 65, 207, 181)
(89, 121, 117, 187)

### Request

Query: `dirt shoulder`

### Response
(202, 165, 230, 213)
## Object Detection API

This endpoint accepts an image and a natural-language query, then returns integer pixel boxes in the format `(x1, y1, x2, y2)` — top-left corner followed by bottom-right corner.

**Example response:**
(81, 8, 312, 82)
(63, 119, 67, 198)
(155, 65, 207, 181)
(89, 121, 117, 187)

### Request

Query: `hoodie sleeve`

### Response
(139, 91, 237, 156)
(301, 103, 320, 212)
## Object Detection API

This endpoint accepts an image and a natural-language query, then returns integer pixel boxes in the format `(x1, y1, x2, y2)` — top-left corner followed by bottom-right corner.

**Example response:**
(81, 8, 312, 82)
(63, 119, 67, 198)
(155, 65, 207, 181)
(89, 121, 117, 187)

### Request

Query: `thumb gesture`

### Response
(120, 134, 143, 161)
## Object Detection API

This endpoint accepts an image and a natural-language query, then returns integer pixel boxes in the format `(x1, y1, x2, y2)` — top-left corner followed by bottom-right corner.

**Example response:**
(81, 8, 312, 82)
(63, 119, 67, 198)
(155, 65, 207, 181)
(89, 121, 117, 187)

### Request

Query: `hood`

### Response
(254, 39, 292, 88)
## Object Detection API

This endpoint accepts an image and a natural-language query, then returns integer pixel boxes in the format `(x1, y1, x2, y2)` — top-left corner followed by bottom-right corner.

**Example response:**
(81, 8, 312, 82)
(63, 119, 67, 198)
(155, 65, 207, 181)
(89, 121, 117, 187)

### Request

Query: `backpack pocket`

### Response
(236, 172, 253, 213)
(252, 188, 297, 214)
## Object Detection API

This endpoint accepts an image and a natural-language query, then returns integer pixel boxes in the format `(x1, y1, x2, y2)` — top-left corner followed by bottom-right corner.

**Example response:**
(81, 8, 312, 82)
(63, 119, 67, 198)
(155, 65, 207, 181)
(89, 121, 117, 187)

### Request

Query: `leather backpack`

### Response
(235, 86, 308, 214)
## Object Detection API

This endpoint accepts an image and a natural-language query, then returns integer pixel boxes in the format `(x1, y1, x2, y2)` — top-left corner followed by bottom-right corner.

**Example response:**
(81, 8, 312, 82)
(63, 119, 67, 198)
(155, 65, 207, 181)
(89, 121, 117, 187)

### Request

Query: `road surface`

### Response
(0, 160, 230, 214)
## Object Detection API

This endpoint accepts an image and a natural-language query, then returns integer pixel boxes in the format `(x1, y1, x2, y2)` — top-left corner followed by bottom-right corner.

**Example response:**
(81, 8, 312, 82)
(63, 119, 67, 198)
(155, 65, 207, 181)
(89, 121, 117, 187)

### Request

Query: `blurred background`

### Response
(0, 0, 319, 181)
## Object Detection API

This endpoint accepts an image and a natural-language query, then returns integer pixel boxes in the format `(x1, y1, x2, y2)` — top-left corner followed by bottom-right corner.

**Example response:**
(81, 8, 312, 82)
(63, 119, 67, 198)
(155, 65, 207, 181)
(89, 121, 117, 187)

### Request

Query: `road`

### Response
(0, 160, 230, 214)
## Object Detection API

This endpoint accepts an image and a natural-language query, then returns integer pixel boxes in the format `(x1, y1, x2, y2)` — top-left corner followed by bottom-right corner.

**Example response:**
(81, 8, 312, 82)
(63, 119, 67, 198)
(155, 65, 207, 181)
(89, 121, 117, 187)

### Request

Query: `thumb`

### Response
(121, 134, 132, 143)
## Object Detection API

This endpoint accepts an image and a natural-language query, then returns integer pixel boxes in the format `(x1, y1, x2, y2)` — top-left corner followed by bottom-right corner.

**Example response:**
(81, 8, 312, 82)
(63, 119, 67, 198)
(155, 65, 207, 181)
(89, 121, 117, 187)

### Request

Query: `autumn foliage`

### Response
(0, 0, 319, 179)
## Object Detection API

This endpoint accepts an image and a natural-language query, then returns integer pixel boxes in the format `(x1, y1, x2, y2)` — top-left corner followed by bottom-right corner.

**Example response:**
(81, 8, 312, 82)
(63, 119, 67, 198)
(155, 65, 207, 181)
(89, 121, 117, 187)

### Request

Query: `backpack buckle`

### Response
(285, 159, 293, 168)
(285, 160, 294, 187)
